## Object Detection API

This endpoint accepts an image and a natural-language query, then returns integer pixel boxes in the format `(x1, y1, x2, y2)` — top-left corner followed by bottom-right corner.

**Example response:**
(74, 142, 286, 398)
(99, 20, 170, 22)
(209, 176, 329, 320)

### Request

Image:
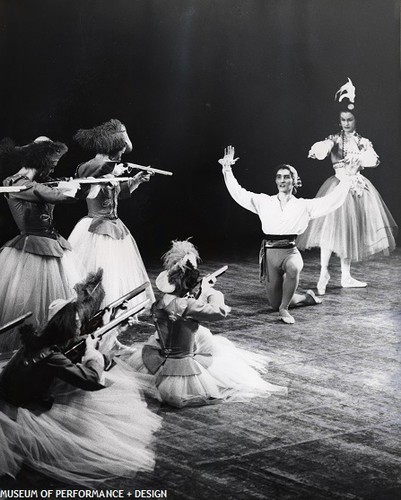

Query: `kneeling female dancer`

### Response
(0, 273, 161, 487)
(126, 239, 287, 408)
(220, 145, 360, 324)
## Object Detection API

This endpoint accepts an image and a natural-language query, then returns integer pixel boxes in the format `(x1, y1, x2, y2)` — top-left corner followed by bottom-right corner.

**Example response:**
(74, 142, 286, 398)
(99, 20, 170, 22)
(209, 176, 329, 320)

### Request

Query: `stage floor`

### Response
(2, 248, 401, 499)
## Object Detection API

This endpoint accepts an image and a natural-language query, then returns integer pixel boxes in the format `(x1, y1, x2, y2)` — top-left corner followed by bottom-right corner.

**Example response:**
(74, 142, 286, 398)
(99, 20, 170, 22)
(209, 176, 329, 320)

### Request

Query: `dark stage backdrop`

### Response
(0, 0, 400, 259)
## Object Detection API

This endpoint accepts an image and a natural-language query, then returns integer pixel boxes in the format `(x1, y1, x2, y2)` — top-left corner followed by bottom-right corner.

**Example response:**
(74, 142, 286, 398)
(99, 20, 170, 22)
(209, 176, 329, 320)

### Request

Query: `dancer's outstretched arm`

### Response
(306, 158, 360, 219)
(219, 145, 260, 214)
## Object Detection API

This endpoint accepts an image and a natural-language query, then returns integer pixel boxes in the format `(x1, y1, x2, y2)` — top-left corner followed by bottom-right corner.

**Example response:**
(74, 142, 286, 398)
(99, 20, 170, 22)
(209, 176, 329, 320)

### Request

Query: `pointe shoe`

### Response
(306, 289, 323, 305)
(279, 309, 295, 324)
(341, 276, 367, 288)
(317, 272, 330, 296)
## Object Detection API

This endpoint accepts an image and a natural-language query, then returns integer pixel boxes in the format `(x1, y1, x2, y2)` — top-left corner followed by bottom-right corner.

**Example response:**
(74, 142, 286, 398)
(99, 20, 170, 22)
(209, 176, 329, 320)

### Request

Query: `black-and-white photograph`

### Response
(0, 1, 400, 498)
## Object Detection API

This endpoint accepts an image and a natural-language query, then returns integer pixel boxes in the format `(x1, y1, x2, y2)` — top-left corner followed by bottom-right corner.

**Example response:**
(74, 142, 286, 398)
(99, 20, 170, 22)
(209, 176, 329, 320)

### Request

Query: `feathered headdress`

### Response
(0, 137, 68, 179)
(156, 240, 201, 293)
(335, 77, 356, 111)
(74, 268, 105, 332)
(73, 118, 133, 155)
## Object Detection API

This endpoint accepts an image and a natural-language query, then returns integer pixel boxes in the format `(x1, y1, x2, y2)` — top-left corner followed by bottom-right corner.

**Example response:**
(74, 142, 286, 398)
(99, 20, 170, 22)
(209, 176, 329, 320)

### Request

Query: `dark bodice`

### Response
(76, 158, 139, 239)
(87, 183, 122, 220)
(0, 345, 104, 409)
(141, 290, 230, 375)
(154, 307, 198, 357)
(3, 175, 73, 238)
(2, 175, 74, 256)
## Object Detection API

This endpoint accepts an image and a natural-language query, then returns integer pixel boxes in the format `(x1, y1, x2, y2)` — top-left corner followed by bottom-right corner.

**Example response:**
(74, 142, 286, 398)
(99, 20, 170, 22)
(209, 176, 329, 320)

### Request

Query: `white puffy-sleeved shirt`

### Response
(223, 168, 352, 235)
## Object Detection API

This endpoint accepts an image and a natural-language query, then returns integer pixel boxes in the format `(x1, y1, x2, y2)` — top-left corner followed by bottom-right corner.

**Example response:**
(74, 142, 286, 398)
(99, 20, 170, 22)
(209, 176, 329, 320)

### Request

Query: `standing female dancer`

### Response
(297, 78, 397, 294)
(0, 137, 83, 352)
(68, 119, 155, 308)
(220, 145, 361, 324)
(0, 274, 161, 487)
(126, 239, 287, 407)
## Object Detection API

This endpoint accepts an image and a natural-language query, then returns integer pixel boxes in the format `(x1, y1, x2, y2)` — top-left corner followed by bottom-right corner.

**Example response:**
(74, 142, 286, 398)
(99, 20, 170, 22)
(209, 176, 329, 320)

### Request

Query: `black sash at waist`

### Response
(263, 234, 297, 249)
(264, 234, 297, 240)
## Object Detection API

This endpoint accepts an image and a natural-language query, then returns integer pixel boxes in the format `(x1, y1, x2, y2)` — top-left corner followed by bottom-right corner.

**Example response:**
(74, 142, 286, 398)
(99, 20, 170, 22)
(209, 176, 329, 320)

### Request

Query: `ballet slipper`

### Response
(341, 276, 367, 288)
(305, 289, 322, 305)
(279, 309, 295, 324)
(317, 271, 330, 295)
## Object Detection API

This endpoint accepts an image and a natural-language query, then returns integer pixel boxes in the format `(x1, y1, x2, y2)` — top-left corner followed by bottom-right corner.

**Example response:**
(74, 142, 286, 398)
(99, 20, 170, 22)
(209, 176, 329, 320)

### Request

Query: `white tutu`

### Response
(0, 358, 162, 487)
(126, 326, 287, 408)
(297, 174, 398, 261)
(68, 218, 155, 308)
(0, 247, 83, 353)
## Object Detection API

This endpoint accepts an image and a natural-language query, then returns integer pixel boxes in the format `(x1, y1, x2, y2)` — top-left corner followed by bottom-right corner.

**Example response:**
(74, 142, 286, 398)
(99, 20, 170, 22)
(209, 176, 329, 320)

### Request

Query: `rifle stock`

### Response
(64, 298, 150, 358)
(0, 312, 33, 335)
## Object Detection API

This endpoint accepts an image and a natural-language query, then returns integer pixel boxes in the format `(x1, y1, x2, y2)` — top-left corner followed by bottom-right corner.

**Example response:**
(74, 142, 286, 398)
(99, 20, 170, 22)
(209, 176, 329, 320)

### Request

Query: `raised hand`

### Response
(218, 145, 239, 170)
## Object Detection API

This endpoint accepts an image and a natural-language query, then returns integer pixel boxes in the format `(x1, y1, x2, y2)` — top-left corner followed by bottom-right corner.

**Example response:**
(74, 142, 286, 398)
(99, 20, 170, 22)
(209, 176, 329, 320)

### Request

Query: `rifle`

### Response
(42, 177, 143, 187)
(0, 185, 30, 193)
(193, 265, 228, 298)
(85, 282, 150, 333)
(0, 312, 33, 335)
(153, 265, 228, 351)
(114, 162, 173, 177)
(42, 163, 173, 187)
(64, 298, 150, 359)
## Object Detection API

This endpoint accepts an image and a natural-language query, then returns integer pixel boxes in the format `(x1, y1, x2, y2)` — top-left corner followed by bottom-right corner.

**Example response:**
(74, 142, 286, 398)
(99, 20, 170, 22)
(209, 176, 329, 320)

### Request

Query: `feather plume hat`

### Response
(47, 268, 105, 323)
(156, 240, 200, 293)
(0, 137, 68, 178)
(334, 77, 356, 112)
(74, 268, 105, 332)
(73, 118, 133, 155)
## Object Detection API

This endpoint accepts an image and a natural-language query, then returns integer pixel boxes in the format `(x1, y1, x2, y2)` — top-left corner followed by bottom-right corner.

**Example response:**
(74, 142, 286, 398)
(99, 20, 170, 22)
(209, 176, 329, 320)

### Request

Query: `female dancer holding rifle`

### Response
(0, 272, 161, 487)
(68, 118, 155, 309)
(0, 137, 84, 352)
(126, 239, 287, 407)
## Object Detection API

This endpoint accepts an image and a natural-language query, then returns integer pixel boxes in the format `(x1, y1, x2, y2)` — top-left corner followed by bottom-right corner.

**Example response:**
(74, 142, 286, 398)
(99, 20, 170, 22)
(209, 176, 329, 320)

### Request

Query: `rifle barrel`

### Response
(199, 265, 228, 285)
(0, 186, 30, 193)
(87, 282, 150, 329)
(124, 162, 173, 177)
(0, 312, 33, 335)
(209, 265, 228, 279)
(107, 282, 150, 310)
(64, 299, 150, 357)
(43, 177, 135, 186)
(193, 265, 228, 299)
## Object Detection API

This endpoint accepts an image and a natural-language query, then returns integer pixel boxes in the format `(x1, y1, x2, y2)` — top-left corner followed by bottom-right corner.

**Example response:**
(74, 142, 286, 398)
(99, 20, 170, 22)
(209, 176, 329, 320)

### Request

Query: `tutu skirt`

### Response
(297, 175, 398, 261)
(0, 247, 83, 352)
(126, 326, 287, 408)
(0, 359, 162, 487)
(68, 218, 155, 309)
